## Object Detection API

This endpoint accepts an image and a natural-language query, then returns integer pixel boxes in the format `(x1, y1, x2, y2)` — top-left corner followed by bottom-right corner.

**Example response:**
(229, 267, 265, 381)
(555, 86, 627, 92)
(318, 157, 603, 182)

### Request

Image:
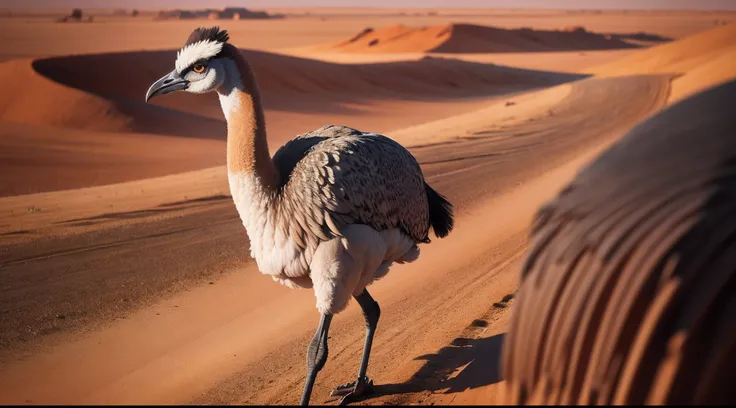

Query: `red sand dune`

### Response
(320, 23, 640, 54)
(0, 58, 223, 138)
(588, 22, 736, 101)
(30, 49, 579, 121)
(0, 49, 583, 196)
(4, 49, 581, 136)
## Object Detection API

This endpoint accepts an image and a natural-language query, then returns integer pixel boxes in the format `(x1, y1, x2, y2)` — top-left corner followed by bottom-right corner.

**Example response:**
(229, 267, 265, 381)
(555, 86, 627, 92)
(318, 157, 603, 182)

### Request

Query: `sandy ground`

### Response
(0, 9, 734, 406)
(312, 23, 640, 54)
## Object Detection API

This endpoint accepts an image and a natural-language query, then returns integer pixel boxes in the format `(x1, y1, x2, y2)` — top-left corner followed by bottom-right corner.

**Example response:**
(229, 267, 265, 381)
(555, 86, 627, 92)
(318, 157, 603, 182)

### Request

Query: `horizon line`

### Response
(6, 5, 736, 11)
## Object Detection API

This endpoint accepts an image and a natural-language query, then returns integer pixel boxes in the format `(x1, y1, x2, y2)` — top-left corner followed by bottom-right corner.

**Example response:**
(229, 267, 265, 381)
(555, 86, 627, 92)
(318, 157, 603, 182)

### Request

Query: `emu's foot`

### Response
(330, 376, 374, 405)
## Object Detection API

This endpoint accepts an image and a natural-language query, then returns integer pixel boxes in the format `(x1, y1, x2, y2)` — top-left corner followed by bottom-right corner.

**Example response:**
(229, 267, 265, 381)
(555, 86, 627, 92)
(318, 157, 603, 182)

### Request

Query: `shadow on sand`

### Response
(339, 332, 505, 404)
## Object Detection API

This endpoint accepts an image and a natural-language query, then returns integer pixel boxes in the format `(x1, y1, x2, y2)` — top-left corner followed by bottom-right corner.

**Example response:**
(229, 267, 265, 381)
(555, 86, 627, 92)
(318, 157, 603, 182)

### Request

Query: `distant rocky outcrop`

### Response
(155, 7, 283, 21)
(57, 8, 94, 23)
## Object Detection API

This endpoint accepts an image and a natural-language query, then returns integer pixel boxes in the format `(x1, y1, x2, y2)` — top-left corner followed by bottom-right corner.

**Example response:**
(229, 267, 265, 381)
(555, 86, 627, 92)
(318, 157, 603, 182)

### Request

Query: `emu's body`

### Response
(145, 26, 453, 405)
(501, 79, 736, 405)
(231, 124, 445, 314)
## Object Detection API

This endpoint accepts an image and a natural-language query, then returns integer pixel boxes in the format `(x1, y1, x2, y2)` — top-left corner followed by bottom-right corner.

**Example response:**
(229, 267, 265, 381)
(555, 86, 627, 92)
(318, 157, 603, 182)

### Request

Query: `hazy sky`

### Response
(5, 0, 736, 10)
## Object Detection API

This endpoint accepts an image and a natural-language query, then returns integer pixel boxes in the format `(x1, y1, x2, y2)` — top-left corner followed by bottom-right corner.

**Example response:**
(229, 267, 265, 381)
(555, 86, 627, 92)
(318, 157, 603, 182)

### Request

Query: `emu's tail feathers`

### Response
(425, 183, 454, 239)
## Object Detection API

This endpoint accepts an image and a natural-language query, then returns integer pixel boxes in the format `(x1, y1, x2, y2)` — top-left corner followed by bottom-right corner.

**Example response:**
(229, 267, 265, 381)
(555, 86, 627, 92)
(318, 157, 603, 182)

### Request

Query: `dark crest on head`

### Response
(184, 26, 230, 47)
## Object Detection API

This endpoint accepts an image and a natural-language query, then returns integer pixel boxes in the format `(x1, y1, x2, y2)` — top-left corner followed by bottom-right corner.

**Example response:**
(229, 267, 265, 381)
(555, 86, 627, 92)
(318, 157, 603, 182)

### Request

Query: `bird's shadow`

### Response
(332, 332, 506, 405)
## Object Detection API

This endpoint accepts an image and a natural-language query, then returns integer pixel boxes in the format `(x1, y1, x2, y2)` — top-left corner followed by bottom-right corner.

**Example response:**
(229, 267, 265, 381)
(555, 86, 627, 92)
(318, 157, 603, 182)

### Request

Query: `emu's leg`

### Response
(330, 289, 380, 404)
(300, 313, 333, 406)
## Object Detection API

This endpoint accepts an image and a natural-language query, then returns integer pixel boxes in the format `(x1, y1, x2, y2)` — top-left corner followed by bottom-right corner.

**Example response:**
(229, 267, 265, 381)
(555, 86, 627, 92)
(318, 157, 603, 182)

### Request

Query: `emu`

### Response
(501, 79, 736, 404)
(145, 27, 454, 405)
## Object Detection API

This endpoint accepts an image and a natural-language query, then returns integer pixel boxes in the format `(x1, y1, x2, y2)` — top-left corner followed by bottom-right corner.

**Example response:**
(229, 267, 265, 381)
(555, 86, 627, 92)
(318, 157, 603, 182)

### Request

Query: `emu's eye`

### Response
(193, 63, 206, 73)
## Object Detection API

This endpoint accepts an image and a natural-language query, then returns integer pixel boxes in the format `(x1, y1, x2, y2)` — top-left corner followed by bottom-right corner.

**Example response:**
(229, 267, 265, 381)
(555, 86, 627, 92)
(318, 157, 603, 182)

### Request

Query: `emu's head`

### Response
(145, 26, 237, 102)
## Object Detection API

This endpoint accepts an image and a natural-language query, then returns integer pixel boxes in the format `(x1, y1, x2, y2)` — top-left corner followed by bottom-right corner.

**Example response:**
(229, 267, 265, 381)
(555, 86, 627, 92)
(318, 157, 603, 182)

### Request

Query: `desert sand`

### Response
(0, 7, 735, 406)
(586, 22, 736, 102)
(3, 50, 574, 196)
(316, 23, 638, 54)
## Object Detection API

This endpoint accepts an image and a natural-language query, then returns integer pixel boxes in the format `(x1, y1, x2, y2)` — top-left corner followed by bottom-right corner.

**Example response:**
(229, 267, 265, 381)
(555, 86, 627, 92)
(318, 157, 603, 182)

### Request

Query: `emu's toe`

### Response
(330, 376, 374, 405)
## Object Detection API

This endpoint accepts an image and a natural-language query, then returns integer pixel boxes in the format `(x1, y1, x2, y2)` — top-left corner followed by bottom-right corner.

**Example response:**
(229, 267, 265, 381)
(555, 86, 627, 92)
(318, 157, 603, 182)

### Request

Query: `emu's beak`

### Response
(145, 70, 189, 102)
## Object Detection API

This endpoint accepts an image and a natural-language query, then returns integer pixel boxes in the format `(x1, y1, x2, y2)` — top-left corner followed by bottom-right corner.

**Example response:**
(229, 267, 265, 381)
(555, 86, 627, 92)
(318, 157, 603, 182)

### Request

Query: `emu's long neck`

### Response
(218, 46, 278, 191)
